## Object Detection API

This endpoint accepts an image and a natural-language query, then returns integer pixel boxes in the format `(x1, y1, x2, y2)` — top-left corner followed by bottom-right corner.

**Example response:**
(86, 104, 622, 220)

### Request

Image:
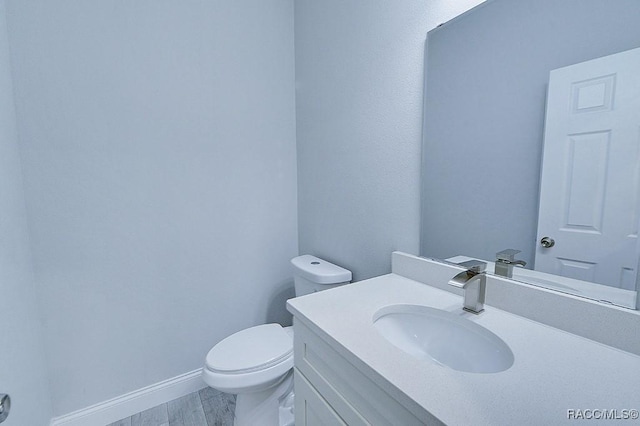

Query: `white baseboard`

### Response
(50, 369, 206, 426)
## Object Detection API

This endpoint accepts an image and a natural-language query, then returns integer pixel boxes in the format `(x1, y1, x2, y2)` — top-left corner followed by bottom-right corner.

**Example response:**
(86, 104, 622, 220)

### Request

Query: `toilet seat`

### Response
(202, 324, 294, 394)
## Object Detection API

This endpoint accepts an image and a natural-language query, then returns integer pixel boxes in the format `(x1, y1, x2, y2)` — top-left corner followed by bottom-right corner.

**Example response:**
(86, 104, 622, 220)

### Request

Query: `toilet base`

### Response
(234, 369, 294, 426)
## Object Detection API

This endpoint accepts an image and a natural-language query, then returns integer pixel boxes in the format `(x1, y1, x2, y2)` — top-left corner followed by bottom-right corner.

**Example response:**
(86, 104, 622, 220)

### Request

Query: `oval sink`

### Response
(373, 304, 514, 373)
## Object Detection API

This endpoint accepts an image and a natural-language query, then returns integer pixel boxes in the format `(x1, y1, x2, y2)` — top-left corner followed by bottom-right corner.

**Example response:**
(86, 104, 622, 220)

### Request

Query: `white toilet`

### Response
(202, 255, 352, 426)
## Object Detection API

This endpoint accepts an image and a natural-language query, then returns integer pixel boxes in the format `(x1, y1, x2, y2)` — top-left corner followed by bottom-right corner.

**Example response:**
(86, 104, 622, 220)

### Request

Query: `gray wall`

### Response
(295, 0, 483, 281)
(0, 2, 52, 424)
(7, 0, 297, 415)
(1, 0, 487, 418)
(421, 0, 640, 265)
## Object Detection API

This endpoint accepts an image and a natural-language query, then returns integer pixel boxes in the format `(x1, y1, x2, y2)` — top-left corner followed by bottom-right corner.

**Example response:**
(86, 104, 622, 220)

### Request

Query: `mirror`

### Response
(420, 0, 640, 309)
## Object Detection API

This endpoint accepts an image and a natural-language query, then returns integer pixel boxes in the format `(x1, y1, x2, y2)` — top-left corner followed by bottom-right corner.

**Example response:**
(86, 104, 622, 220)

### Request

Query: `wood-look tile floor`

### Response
(107, 387, 236, 426)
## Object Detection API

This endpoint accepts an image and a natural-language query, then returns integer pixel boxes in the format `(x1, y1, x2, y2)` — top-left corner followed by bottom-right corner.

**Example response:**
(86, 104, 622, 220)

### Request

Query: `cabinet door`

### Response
(295, 369, 347, 426)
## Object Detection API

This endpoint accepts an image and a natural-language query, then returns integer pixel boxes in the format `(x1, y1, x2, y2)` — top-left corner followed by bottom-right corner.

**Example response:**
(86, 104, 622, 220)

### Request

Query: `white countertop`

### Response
(287, 273, 640, 425)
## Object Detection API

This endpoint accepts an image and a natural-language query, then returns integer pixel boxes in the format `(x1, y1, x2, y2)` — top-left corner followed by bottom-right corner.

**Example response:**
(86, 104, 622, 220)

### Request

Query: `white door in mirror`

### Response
(537, 47, 640, 292)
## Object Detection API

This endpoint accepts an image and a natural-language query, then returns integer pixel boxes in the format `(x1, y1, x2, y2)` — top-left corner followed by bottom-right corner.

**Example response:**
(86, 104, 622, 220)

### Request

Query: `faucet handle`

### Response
(456, 259, 487, 273)
(496, 249, 521, 262)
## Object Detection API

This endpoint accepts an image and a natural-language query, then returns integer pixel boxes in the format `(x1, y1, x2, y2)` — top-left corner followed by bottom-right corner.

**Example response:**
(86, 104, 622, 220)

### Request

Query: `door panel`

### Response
(536, 47, 640, 291)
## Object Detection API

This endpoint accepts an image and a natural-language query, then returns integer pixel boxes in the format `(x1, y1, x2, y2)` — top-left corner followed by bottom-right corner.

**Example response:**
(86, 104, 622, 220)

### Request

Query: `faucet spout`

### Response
(448, 260, 486, 314)
(495, 249, 527, 278)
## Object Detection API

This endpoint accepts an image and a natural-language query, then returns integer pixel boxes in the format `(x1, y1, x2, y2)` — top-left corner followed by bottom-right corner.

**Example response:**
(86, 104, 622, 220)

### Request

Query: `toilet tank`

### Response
(291, 255, 352, 297)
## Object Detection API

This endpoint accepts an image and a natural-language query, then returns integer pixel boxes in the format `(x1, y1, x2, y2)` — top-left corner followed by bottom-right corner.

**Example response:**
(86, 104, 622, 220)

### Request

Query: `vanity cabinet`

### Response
(294, 370, 347, 425)
(288, 254, 640, 426)
(293, 319, 433, 426)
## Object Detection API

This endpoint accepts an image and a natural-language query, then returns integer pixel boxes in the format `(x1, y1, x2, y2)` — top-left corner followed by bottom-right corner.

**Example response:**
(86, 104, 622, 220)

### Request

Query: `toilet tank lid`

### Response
(291, 255, 352, 284)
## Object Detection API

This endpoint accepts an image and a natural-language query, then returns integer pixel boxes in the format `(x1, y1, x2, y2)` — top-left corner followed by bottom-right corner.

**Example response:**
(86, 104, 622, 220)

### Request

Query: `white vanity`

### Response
(286, 252, 640, 425)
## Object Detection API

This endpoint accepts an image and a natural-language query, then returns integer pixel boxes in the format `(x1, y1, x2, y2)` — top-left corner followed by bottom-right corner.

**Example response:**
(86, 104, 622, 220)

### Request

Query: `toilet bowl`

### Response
(202, 255, 352, 426)
(203, 324, 295, 426)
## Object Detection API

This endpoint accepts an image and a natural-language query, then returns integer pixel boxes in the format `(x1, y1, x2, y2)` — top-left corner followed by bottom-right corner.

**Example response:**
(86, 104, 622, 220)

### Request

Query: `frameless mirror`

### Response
(420, 0, 640, 309)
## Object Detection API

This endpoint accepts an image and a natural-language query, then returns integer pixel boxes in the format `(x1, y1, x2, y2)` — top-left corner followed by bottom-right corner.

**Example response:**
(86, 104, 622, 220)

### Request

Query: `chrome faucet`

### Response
(448, 260, 487, 314)
(494, 249, 526, 278)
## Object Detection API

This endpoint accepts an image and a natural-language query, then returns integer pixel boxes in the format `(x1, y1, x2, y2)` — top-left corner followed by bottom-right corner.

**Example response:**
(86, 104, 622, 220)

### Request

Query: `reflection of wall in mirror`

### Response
(420, 0, 640, 304)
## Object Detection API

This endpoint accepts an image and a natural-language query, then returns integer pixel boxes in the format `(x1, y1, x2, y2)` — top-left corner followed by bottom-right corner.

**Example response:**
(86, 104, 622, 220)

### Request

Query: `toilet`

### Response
(202, 255, 352, 426)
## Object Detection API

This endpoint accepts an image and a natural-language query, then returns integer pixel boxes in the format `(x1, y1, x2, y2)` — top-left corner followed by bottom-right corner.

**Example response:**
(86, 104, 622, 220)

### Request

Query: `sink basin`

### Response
(373, 304, 514, 373)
